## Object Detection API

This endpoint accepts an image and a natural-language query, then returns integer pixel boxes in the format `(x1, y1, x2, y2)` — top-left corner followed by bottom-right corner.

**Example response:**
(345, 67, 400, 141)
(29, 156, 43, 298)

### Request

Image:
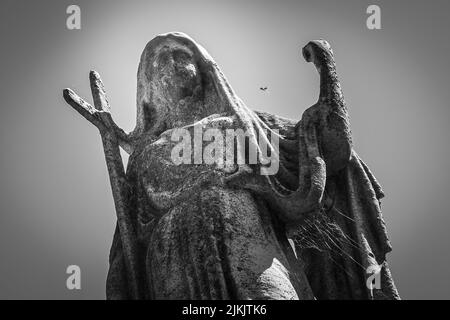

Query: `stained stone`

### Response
(63, 32, 399, 300)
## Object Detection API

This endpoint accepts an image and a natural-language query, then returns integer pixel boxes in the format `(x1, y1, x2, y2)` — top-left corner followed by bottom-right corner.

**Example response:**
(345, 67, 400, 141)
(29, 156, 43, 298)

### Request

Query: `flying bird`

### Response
(260, 86, 268, 91)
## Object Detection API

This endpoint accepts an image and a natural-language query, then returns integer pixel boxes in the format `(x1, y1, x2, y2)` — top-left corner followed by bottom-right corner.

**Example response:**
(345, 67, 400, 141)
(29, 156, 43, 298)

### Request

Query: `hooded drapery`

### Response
(106, 32, 399, 300)
(255, 111, 400, 299)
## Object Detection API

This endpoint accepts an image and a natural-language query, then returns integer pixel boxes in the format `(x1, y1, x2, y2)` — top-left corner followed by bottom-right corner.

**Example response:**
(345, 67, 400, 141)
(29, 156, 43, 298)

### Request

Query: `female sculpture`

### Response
(63, 32, 399, 299)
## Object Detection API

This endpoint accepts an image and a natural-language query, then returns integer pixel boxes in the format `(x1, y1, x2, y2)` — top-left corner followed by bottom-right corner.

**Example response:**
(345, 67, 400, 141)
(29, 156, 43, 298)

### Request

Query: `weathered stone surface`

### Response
(64, 32, 399, 300)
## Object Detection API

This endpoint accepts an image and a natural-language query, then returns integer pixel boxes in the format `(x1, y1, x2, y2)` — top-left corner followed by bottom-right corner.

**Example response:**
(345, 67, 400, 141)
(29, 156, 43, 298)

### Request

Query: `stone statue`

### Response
(63, 32, 399, 300)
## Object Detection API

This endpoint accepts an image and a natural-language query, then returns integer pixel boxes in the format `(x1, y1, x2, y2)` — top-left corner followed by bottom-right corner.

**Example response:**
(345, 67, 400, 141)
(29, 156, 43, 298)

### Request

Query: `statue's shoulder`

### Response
(253, 110, 297, 139)
(125, 113, 238, 176)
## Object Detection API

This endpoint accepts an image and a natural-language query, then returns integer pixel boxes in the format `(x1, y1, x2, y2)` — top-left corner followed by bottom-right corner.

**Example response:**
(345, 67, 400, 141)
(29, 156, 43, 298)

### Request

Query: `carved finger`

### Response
(289, 122, 326, 211)
(304, 122, 321, 159)
(304, 124, 326, 202)
(307, 154, 326, 207)
(297, 122, 310, 194)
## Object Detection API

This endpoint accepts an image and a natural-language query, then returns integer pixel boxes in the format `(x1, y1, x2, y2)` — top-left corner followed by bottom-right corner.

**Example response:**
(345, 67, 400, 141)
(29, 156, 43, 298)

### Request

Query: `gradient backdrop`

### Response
(1, 0, 449, 299)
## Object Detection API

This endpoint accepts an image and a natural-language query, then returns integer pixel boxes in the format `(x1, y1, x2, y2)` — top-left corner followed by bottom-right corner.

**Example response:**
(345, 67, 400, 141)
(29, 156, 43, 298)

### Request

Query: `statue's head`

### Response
(133, 32, 232, 137)
(150, 39, 200, 104)
(302, 39, 335, 68)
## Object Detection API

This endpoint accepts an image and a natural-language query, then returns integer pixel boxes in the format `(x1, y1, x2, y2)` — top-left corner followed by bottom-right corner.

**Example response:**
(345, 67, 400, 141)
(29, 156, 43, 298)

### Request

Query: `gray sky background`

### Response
(1, 0, 449, 299)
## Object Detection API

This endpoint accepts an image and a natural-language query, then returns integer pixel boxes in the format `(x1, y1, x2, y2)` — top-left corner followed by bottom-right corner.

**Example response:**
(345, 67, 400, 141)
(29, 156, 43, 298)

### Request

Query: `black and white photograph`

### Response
(1, 0, 449, 305)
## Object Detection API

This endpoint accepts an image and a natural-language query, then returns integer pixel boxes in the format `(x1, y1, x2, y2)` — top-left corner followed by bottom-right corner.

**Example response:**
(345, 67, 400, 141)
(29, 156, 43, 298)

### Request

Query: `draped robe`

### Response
(106, 32, 399, 300)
